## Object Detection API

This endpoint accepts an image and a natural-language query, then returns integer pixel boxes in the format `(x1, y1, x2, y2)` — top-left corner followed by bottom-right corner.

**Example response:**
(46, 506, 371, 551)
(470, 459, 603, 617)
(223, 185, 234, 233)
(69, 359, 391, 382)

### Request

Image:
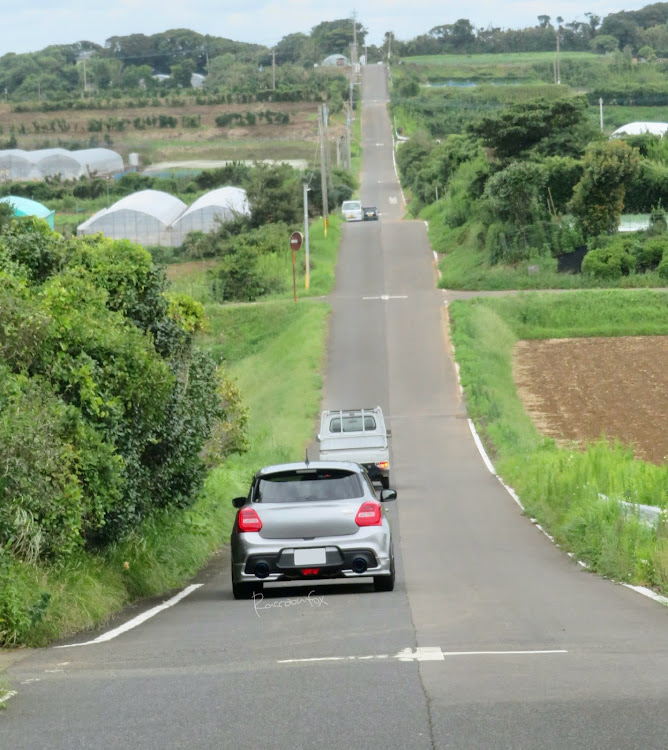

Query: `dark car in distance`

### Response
(362, 206, 379, 220)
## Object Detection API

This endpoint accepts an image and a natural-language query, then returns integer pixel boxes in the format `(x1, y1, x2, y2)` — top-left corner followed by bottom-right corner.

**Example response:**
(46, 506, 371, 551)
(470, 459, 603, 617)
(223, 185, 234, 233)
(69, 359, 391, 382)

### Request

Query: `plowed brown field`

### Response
(513, 336, 668, 464)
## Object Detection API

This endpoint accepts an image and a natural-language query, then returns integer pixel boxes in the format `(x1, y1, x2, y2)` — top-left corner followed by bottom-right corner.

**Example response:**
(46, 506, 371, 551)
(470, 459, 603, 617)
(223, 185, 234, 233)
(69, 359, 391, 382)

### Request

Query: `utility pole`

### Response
(318, 105, 329, 235)
(599, 97, 604, 131)
(82, 58, 87, 98)
(303, 183, 310, 289)
(323, 102, 332, 194)
(555, 17, 563, 84)
(346, 104, 352, 170)
(387, 31, 392, 61)
(272, 49, 276, 90)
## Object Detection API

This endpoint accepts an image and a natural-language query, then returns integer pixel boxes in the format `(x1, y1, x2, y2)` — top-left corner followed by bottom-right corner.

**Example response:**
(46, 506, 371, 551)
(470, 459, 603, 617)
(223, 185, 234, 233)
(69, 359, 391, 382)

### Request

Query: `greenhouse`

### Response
(611, 122, 668, 137)
(0, 150, 41, 180)
(0, 195, 55, 228)
(170, 186, 250, 243)
(32, 148, 86, 179)
(77, 190, 187, 246)
(0, 147, 123, 180)
(71, 149, 124, 177)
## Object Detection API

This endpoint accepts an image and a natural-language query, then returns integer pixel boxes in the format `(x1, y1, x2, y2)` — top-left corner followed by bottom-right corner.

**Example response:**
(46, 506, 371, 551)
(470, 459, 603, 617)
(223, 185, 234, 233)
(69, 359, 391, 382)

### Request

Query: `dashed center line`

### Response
(362, 295, 408, 301)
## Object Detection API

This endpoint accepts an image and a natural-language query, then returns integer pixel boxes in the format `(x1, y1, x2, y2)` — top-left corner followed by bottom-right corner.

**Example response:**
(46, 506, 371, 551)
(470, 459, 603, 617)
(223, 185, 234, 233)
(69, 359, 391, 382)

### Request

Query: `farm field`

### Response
(0, 100, 330, 163)
(514, 335, 668, 464)
(403, 51, 597, 66)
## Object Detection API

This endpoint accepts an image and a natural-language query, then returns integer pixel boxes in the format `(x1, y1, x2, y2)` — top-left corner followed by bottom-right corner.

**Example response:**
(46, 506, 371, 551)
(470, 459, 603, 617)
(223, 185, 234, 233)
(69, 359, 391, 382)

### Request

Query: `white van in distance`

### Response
(341, 200, 363, 222)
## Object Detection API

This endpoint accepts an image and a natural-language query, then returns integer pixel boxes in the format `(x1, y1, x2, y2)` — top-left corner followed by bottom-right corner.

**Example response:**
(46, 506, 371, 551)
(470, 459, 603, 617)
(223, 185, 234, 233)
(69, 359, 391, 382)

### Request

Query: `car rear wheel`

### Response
(380, 476, 390, 490)
(373, 550, 395, 592)
(232, 578, 263, 600)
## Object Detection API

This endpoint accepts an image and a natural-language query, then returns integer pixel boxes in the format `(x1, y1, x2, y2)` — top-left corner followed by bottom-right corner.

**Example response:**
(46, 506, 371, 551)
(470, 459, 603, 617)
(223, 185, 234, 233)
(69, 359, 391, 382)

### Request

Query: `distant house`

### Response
(322, 54, 350, 67)
(611, 121, 668, 138)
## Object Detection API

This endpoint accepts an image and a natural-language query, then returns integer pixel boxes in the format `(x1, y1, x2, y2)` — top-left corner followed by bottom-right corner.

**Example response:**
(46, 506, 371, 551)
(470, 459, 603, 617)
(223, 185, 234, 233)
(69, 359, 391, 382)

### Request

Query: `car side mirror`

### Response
(386, 430, 392, 438)
(316, 434, 321, 442)
(232, 496, 247, 509)
(380, 489, 397, 502)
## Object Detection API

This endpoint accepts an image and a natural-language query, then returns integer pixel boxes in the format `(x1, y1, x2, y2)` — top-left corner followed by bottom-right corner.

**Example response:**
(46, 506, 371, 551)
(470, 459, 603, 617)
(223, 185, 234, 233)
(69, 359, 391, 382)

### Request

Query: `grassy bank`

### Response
(425, 209, 666, 290)
(449, 291, 668, 591)
(166, 215, 342, 308)
(3, 217, 339, 648)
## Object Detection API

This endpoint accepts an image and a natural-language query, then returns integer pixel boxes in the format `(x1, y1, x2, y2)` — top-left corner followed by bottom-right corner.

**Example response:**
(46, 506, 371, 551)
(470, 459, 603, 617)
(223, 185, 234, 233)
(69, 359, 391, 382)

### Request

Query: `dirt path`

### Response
(513, 336, 668, 464)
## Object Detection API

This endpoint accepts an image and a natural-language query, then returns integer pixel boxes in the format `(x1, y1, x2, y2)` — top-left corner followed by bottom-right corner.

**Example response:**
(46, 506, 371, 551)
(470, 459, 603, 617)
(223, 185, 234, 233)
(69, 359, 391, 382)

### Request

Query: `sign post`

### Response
(289, 231, 303, 303)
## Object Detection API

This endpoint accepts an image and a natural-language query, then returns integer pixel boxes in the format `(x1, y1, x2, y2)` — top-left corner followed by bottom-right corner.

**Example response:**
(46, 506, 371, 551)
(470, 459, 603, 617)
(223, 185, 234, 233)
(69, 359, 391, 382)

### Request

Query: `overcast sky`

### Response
(0, 0, 656, 56)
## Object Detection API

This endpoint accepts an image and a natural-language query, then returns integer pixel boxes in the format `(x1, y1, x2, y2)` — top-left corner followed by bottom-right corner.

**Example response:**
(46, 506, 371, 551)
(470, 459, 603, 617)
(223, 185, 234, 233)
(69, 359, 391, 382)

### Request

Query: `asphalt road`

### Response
(2, 64, 667, 750)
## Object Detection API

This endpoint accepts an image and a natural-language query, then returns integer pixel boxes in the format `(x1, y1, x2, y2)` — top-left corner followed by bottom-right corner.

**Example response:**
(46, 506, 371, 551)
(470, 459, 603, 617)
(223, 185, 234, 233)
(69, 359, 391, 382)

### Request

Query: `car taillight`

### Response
(238, 507, 262, 532)
(376, 461, 389, 470)
(355, 501, 382, 526)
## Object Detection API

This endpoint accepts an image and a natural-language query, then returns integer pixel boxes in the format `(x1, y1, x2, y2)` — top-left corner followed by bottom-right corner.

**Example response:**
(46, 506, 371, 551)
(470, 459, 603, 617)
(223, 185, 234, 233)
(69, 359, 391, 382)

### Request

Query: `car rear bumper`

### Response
(231, 525, 392, 583)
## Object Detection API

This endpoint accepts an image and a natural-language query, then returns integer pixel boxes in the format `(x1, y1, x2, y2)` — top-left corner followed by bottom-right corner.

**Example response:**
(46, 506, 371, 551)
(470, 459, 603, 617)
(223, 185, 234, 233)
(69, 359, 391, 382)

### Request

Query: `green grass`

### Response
(165, 215, 342, 308)
(404, 51, 599, 67)
(449, 292, 668, 591)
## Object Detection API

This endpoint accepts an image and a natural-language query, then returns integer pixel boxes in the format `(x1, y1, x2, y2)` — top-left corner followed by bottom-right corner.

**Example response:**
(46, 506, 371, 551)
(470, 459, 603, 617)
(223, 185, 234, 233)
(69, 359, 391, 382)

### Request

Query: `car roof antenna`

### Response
(305, 449, 310, 466)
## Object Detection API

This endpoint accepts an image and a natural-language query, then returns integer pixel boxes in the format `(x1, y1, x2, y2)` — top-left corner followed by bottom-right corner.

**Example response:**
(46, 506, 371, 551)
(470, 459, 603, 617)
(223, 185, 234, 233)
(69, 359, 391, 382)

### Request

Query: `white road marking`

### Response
(623, 584, 668, 606)
(278, 647, 567, 664)
(396, 647, 445, 661)
(362, 295, 408, 301)
(55, 583, 203, 648)
(389, 196, 398, 205)
(0, 690, 17, 704)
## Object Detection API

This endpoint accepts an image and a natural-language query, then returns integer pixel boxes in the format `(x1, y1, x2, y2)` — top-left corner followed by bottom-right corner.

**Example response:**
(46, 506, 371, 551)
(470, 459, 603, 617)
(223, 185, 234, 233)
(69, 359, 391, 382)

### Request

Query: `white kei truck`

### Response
(317, 407, 391, 489)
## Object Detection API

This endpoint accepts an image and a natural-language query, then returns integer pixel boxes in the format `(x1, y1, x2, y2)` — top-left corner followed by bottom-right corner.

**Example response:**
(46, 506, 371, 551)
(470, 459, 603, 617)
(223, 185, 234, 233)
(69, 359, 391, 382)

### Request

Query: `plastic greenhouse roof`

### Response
(178, 186, 250, 218)
(611, 122, 668, 137)
(81, 190, 187, 228)
(0, 195, 54, 218)
(71, 148, 124, 170)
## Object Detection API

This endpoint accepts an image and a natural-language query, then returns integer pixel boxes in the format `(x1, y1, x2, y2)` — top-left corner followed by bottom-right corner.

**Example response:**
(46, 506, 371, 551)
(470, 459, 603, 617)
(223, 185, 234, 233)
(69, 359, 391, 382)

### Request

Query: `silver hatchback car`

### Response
(230, 460, 397, 599)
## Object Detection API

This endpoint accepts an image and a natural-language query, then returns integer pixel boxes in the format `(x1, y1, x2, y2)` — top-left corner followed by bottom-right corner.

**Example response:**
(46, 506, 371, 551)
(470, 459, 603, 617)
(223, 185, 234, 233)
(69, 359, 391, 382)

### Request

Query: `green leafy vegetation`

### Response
(449, 292, 668, 591)
(392, 46, 668, 289)
(0, 216, 249, 645)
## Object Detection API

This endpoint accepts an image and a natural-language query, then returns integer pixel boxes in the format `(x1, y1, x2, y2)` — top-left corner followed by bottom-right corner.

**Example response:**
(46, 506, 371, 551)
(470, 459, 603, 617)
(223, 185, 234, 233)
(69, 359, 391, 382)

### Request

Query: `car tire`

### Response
(373, 550, 395, 592)
(380, 476, 390, 490)
(232, 578, 263, 600)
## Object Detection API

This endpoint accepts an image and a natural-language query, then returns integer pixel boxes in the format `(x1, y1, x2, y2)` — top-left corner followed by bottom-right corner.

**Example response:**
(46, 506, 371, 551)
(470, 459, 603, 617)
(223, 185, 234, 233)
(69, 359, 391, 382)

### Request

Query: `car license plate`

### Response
(294, 548, 327, 566)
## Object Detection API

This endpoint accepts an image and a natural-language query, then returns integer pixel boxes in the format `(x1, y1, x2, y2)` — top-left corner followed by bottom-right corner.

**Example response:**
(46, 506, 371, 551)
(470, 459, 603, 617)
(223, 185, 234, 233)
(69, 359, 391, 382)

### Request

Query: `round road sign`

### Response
(290, 231, 303, 251)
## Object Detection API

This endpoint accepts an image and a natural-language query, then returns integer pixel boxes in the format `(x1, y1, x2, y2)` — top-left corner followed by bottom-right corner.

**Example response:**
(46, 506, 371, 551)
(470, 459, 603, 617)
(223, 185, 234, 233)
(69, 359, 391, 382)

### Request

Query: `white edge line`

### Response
(622, 584, 668, 606)
(451, 343, 668, 609)
(0, 690, 17, 704)
(55, 583, 203, 648)
(391, 135, 407, 206)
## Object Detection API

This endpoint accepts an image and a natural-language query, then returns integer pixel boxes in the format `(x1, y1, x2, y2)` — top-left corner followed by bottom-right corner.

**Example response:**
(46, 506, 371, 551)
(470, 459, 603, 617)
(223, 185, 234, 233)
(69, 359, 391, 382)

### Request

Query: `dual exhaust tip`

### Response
(254, 557, 369, 578)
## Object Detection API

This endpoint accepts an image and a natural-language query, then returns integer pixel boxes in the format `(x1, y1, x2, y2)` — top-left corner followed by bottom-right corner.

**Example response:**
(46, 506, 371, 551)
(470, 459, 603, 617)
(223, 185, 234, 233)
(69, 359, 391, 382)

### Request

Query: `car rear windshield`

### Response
(256, 469, 363, 503)
(329, 415, 376, 432)
(342, 201, 361, 211)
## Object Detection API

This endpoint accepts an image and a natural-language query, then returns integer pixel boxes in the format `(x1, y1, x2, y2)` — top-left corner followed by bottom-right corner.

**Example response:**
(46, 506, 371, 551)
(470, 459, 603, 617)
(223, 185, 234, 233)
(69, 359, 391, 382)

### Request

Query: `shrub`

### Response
(658, 253, 668, 280)
(582, 242, 636, 279)
(636, 237, 666, 271)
